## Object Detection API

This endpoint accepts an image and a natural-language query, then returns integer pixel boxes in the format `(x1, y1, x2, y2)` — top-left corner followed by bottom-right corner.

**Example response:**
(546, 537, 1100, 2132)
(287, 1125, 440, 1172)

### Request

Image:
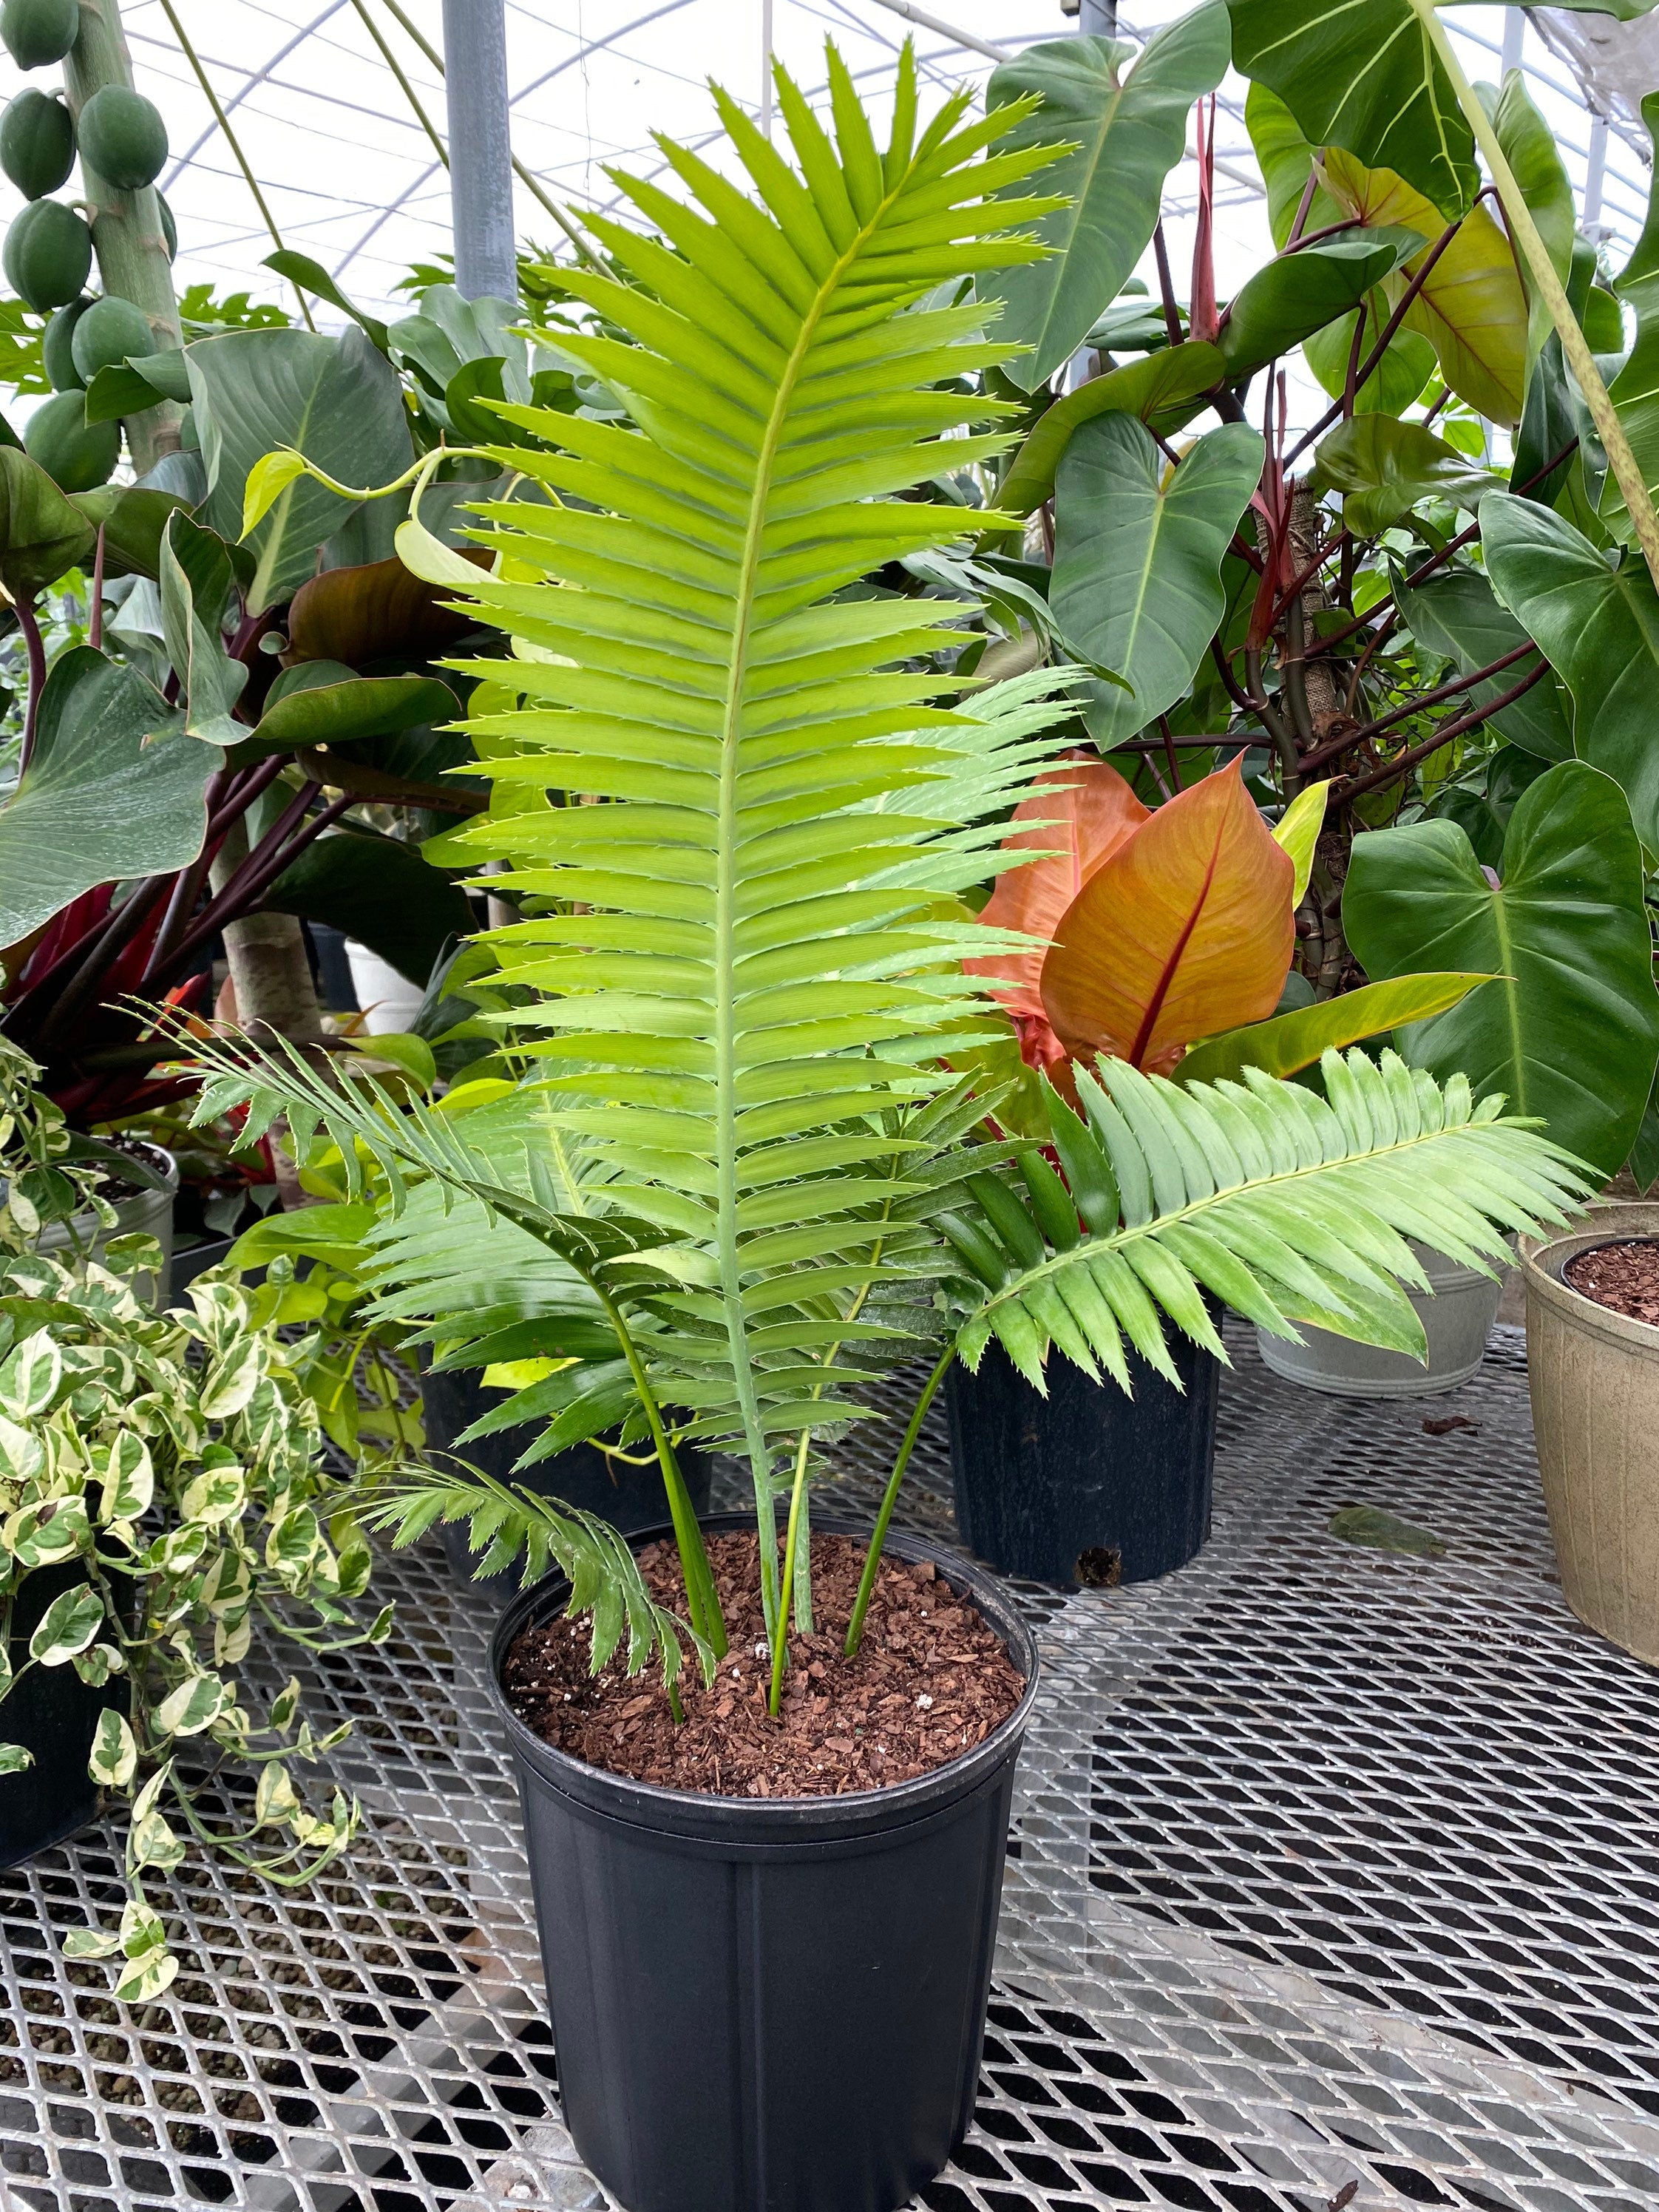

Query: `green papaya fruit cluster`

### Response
(0, 7, 179, 491)
(0, 0, 77, 72)
(4, 194, 89, 310)
(24, 386, 118, 490)
(0, 86, 72, 198)
(78, 84, 167, 191)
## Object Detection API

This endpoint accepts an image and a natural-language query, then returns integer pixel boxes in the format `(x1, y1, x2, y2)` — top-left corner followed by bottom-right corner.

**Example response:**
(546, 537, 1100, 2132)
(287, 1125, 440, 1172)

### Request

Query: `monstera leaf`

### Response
(1344, 761, 1659, 1175)
(1051, 414, 1264, 747)
(980, 14, 1229, 391)
(0, 650, 206, 949)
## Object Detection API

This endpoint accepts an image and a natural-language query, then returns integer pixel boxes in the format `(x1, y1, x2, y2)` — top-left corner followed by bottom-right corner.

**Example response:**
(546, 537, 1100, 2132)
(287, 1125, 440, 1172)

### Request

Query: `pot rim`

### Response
(1521, 1205, 1659, 1352)
(33, 1141, 178, 1237)
(486, 1510, 1041, 1838)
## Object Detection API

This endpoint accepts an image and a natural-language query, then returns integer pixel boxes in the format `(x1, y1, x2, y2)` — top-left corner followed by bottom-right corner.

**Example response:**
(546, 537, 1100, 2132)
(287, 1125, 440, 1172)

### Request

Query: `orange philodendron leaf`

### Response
(966, 754, 1150, 1075)
(1039, 755, 1295, 1073)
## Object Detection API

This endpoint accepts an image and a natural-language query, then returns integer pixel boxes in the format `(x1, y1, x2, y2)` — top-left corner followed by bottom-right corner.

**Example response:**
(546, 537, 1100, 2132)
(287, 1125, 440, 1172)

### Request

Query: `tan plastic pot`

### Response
(1523, 1204, 1659, 1666)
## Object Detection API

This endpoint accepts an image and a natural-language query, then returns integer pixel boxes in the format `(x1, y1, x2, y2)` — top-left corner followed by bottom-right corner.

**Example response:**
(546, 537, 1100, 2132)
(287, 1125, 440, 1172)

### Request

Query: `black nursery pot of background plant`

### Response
(0, 1564, 118, 1869)
(421, 1366, 715, 1592)
(487, 1515, 1039, 2212)
(946, 1329, 1220, 1591)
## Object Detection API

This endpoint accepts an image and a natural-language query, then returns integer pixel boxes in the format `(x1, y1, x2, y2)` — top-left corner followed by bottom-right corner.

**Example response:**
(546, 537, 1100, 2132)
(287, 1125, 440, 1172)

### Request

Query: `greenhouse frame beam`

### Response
(163, 1, 352, 193)
(330, 0, 698, 281)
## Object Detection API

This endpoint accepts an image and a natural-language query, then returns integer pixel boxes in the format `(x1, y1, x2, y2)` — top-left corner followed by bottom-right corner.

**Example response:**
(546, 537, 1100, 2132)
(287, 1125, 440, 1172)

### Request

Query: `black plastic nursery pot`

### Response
(421, 1365, 714, 1593)
(946, 1329, 1220, 1590)
(487, 1513, 1040, 2212)
(0, 1565, 118, 1870)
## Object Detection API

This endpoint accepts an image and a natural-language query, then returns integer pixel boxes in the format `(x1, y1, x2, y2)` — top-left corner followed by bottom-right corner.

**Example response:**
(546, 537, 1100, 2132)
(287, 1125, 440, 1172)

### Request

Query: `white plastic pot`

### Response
(38, 1144, 178, 1304)
(1255, 1241, 1505, 1399)
(345, 941, 425, 1035)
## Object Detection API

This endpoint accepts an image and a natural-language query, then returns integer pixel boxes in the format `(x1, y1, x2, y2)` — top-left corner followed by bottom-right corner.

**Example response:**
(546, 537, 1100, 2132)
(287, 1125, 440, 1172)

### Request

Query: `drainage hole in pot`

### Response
(1075, 1548, 1122, 1590)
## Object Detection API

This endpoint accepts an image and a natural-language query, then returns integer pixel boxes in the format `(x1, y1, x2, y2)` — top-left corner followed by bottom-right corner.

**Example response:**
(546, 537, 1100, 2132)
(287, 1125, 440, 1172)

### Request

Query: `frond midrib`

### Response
(713, 146, 938, 1510)
(971, 1116, 1539, 1322)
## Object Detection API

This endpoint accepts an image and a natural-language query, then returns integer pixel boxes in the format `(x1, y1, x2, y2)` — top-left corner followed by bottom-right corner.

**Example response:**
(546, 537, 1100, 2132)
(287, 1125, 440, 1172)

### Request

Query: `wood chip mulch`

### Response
(1564, 1238, 1659, 1328)
(501, 1530, 1025, 1799)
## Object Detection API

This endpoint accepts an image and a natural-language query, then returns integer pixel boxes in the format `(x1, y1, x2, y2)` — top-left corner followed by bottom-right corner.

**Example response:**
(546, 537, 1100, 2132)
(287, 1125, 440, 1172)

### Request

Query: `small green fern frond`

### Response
(947, 1050, 1591, 1391)
(359, 1462, 711, 1700)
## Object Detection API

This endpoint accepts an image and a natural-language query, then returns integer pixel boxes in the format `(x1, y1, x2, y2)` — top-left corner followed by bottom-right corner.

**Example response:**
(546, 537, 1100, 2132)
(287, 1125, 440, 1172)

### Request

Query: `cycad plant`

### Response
(185, 44, 1589, 1725)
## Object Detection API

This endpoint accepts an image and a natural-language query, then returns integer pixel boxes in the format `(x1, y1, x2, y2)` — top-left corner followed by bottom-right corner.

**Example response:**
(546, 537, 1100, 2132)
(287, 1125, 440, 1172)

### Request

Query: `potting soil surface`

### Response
(503, 1530, 1025, 1795)
(1563, 1235, 1659, 1325)
(5, 1317, 1659, 2212)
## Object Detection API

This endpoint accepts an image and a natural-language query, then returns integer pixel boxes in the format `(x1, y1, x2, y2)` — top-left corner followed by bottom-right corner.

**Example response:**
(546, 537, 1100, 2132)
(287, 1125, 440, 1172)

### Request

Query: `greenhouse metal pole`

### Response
(1078, 1, 1117, 31)
(441, 0, 517, 300)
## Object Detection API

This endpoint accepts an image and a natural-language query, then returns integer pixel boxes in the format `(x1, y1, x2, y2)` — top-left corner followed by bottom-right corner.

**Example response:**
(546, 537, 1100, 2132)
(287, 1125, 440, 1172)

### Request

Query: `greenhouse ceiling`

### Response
(3, 4, 1652, 370)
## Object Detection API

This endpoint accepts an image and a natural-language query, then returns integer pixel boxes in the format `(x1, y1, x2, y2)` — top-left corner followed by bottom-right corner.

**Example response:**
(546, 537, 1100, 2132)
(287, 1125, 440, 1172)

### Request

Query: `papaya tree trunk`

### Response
(209, 821, 326, 1211)
(63, 0, 183, 475)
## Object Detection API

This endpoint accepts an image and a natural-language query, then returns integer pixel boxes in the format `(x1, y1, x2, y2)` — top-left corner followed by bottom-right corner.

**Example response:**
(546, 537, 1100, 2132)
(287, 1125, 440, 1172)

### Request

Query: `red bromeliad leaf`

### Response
(966, 755, 1150, 1073)
(1040, 756, 1295, 1073)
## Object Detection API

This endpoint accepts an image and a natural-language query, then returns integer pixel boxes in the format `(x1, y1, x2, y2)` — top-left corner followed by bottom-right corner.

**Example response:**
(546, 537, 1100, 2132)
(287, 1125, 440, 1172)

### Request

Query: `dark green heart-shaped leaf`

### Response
(979, 13, 1231, 392)
(1219, 227, 1422, 380)
(0, 648, 206, 948)
(247, 672, 458, 756)
(1343, 760, 1659, 1175)
(188, 327, 413, 613)
(0, 446, 95, 597)
(1391, 558, 1571, 761)
(157, 509, 246, 744)
(1052, 414, 1264, 747)
(1228, 0, 1478, 217)
(68, 484, 191, 579)
(994, 343, 1227, 523)
(1482, 489, 1659, 841)
(264, 823, 472, 984)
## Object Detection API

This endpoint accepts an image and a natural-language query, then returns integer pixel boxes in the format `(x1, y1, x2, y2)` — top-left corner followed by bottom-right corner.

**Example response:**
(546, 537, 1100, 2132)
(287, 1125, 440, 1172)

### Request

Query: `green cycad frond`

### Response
(421, 45, 1071, 1619)
(358, 1462, 710, 1705)
(946, 1049, 1590, 1391)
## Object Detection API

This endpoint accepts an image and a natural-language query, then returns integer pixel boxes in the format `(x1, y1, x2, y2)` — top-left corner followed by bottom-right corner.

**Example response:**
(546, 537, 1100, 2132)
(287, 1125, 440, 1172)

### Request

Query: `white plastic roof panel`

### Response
(0, 5, 1649, 397)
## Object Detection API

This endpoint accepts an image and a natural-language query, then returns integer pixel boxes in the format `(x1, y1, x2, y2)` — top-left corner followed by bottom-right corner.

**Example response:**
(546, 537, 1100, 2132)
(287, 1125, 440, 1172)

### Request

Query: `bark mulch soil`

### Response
(1564, 1239, 1659, 1328)
(502, 1530, 1025, 1799)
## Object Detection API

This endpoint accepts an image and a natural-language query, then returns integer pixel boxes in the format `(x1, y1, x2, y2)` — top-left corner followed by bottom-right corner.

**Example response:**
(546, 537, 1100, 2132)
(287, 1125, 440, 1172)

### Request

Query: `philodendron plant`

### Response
(0, 1040, 392, 1999)
(177, 46, 1591, 1728)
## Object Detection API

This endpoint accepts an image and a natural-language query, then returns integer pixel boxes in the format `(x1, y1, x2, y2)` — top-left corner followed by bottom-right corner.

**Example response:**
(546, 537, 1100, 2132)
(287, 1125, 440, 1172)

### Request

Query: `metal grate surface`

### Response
(4, 1323, 1659, 2212)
